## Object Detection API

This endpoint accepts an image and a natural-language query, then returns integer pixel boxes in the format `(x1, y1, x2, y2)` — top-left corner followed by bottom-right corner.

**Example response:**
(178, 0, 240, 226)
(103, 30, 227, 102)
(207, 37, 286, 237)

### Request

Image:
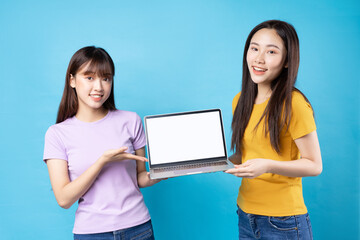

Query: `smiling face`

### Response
(246, 28, 287, 87)
(70, 61, 113, 114)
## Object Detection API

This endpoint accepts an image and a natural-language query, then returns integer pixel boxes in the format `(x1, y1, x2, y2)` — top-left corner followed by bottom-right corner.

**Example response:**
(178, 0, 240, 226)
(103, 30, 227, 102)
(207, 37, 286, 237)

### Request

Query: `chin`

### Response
(250, 76, 272, 85)
(88, 103, 105, 109)
(250, 78, 264, 84)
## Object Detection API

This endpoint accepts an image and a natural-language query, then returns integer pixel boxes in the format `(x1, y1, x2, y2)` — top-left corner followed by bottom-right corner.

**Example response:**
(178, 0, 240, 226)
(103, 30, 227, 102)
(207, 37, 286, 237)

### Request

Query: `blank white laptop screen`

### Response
(146, 111, 226, 165)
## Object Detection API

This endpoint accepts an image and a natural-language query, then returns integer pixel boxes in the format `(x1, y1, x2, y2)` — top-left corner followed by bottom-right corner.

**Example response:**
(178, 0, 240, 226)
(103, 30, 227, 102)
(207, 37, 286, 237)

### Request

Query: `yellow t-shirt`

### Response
(232, 91, 316, 216)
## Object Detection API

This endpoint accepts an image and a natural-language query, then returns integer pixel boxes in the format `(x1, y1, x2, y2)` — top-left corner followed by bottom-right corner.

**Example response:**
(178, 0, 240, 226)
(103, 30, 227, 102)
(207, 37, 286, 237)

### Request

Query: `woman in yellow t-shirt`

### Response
(225, 20, 322, 240)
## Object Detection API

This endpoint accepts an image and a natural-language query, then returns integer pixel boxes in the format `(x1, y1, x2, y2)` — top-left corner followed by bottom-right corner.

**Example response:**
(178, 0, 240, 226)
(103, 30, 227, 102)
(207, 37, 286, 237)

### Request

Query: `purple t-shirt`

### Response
(43, 110, 150, 234)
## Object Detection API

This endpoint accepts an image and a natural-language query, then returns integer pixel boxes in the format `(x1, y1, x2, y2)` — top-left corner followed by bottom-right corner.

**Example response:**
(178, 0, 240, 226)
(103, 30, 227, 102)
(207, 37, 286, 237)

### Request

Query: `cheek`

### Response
(75, 81, 86, 92)
(246, 52, 253, 69)
(104, 84, 112, 96)
(270, 57, 285, 70)
(246, 51, 253, 63)
(269, 62, 285, 78)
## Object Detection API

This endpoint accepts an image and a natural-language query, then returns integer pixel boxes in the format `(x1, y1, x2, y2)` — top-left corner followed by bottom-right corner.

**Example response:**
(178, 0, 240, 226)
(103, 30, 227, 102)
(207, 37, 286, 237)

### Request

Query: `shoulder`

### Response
(110, 110, 143, 126)
(111, 109, 141, 120)
(232, 91, 241, 113)
(291, 90, 313, 113)
(233, 91, 241, 103)
(45, 125, 58, 139)
(44, 117, 80, 146)
(44, 123, 67, 150)
(292, 90, 308, 103)
(45, 117, 74, 135)
(45, 120, 67, 136)
(288, 90, 316, 139)
(111, 110, 145, 141)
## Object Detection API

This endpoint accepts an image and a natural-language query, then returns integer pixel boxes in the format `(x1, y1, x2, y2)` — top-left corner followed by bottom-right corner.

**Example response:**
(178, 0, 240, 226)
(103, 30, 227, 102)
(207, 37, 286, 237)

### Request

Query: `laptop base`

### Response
(149, 160, 233, 179)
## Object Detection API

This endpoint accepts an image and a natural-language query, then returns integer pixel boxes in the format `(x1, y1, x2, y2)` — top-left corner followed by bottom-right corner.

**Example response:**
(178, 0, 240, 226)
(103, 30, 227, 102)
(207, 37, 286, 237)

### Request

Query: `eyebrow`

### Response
(250, 42, 281, 50)
(83, 71, 112, 77)
(83, 71, 96, 75)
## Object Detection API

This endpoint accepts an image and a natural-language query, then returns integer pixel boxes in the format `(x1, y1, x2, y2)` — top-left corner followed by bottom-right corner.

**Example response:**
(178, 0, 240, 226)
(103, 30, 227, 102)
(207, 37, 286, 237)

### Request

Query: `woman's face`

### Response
(70, 61, 112, 112)
(246, 28, 287, 87)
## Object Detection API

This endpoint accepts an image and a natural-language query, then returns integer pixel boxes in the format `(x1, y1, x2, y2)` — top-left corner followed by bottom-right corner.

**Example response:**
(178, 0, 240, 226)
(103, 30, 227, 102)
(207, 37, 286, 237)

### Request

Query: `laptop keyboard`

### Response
(153, 161, 228, 173)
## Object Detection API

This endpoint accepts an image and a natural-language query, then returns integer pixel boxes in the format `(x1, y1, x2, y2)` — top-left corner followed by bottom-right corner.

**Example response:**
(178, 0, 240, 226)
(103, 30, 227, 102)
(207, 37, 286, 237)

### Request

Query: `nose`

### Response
(254, 51, 265, 64)
(93, 78, 103, 91)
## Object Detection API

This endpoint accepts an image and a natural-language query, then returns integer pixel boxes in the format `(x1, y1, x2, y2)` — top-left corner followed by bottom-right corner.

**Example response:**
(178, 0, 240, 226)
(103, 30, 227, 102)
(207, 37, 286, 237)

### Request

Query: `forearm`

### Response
(226, 132, 322, 179)
(226, 157, 322, 178)
(135, 148, 159, 188)
(53, 159, 106, 209)
(268, 131, 323, 177)
(137, 170, 159, 188)
(137, 171, 150, 188)
(49, 147, 146, 209)
(267, 158, 322, 177)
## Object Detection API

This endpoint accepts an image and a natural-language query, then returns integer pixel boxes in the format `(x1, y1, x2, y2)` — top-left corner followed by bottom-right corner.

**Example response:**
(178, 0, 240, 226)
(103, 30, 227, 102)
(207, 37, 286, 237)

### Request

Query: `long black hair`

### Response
(231, 20, 311, 159)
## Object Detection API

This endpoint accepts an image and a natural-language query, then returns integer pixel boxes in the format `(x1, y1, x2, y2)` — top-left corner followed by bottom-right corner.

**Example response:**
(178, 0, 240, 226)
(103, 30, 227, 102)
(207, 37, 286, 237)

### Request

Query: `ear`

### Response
(284, 62, 288, 68)
(70, 74, 76, 88)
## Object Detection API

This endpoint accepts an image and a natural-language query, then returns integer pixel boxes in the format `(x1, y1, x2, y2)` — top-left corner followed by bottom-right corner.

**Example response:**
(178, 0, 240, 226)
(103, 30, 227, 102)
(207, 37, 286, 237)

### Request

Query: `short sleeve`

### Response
(132, 114, 146, 150)
(288, 92, 316, 140)
(43, 126, 68, 162)
(232, 92, 241, 114)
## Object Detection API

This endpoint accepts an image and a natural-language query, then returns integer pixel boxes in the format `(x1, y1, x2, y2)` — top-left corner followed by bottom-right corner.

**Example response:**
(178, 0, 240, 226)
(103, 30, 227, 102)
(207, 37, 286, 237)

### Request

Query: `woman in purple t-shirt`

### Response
(44, 46, 161, 239)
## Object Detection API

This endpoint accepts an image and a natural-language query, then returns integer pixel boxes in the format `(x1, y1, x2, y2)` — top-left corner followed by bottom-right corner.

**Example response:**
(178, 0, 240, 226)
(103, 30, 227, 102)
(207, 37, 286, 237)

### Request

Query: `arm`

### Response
(226, 131, 322, 178)
(47, 147, 147, 209)
(136, 147, 161, 188)
(267, 131, 322, 177)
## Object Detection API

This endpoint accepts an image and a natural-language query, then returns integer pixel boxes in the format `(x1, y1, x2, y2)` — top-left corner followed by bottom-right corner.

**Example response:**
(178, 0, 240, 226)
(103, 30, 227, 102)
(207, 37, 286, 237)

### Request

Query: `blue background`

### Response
(0, 0, 359, 239)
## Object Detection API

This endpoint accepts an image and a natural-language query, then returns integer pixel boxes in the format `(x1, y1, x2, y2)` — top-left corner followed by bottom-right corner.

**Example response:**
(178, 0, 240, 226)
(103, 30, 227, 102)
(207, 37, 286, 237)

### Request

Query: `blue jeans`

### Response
(237, 207, 313, 240)
(73, 220, 155, 240)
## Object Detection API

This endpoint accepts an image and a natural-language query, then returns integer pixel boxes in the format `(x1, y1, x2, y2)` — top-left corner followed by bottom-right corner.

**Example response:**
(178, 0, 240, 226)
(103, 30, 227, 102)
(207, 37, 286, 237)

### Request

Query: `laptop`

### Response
(144, 109, 233, 179)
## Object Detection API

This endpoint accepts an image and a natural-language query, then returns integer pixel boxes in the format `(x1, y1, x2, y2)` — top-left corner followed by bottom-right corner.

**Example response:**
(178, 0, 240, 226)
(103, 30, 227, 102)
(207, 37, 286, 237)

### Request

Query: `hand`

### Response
(138, 171, 167, 188)
(225, 158, 270, 179)
(146, 172, 167, 185)
(100, 147, 148, 165)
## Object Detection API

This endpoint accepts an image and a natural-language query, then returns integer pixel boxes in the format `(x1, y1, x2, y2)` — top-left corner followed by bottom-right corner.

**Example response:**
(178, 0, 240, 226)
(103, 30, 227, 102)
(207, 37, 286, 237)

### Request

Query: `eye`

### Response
(86, 76, 93, 80)
(268, 50, 277, 54)
(250, 47, 258, 51)
(103, 78, 111, 82)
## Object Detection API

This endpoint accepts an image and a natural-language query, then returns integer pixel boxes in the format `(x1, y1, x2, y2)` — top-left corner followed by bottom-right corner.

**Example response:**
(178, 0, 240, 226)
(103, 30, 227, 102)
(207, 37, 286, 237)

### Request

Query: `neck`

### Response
(75, 107, 108, 122)
(255, 83, 272, 104)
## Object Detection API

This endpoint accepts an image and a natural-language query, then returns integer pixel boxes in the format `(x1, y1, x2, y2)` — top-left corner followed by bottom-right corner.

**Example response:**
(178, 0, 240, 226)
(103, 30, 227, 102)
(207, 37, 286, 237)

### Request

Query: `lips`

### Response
(89, 94, 103, 102)
(252, 66, 267, 75)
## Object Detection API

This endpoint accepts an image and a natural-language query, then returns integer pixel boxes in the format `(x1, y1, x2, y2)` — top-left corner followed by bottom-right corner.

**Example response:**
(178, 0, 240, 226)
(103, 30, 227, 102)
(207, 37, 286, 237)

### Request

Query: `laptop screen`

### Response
(144, 109, 227, 166)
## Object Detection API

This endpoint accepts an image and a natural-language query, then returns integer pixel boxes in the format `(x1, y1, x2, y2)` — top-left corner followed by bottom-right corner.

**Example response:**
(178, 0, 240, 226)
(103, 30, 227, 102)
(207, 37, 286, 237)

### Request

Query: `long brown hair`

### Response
(56, 46, 116, 123)
(231, 20, 310, 159)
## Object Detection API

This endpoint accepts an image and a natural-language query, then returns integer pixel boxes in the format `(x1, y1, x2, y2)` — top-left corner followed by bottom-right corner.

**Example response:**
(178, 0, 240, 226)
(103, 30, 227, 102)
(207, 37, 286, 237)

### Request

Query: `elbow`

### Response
(137, 181, 147, 188)
(315, 165, 323, 176)
(57, 199, 73, 209)
(59, 203, 72, 209)
(311, 164, 322, 176)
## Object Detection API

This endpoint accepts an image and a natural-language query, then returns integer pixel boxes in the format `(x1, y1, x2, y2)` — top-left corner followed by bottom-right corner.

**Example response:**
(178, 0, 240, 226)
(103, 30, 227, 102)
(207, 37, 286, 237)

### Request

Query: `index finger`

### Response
(124, 153, 148, 162)
(112, 147, 129, 155)
(225, 167, 247, 174)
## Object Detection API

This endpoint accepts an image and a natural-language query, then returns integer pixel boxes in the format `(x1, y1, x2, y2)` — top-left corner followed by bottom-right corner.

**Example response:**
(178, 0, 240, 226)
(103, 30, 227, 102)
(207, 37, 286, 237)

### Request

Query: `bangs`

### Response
(85, 57, 114, 78)
(69, 46, 115, 79)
